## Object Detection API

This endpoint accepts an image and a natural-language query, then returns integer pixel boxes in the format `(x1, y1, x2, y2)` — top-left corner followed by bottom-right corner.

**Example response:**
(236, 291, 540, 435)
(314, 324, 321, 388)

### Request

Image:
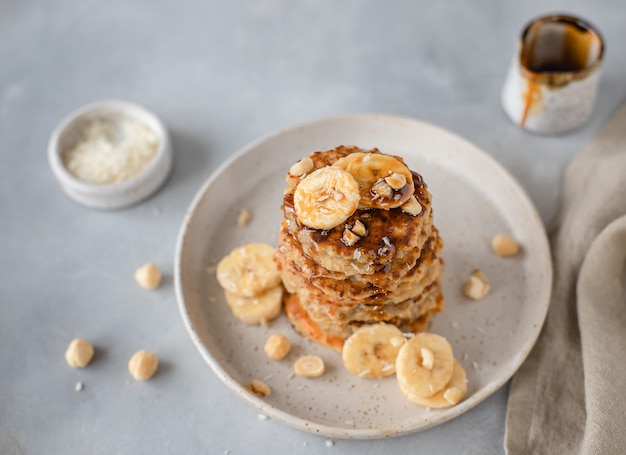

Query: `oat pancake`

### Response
(275, 146, 444, 350)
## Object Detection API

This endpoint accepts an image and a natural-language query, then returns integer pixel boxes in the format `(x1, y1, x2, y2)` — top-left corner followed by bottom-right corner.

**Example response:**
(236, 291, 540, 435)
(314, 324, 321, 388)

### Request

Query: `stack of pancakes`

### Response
(274, 146, 444, 351)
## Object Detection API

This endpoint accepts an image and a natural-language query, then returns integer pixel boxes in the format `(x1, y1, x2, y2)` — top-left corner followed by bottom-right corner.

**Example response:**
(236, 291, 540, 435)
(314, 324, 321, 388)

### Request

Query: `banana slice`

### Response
(224, 285, 283, 325)
(332, 152, 414, 210)
(398, 360, 467, 408)
(395, 332, 454, 398)
(342, 323, 406, 378)
(216, 243, 281, 297)
(294, 355, 325, 377)
(293, 166, 361, 230)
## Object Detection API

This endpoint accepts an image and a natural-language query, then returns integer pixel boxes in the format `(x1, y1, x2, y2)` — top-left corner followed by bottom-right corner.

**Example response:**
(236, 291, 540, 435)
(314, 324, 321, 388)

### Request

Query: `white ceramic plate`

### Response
(175, 114, 552, 439)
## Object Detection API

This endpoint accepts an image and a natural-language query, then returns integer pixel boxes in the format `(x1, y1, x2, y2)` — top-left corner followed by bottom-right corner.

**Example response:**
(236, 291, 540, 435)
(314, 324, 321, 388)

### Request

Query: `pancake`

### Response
(275, 146, 444, 351)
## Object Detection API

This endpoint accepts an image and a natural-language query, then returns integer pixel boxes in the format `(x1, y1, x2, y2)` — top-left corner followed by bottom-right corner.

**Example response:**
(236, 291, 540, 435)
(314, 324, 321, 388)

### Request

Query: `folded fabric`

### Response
(505, 101, 626, 454)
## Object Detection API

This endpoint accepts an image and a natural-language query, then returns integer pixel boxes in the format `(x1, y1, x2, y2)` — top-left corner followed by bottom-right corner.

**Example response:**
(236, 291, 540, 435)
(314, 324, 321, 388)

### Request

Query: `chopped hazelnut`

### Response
(371, 179, 393, 199)
(420, 347, 435, 370)
(385, 173, 407, 190)
(401, 196, 422, 216)
(492, 235, 521, 257)
(463, 269, 490, 300)
(351, 220, 367, 236)
(342, 229, 360, 247)
(249, 379, 271, 396)
(289, 157, 314, 176)
(443, 387, 464, 405)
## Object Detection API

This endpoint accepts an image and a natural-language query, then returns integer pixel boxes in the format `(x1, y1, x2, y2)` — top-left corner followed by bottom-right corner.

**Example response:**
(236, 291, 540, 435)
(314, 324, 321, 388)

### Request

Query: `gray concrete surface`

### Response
(1, 1, 625, 453)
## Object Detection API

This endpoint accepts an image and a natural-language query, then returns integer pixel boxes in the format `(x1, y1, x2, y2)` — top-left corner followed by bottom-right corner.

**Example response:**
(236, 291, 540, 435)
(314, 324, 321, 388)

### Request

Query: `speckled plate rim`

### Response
(174, 113, 552, 439)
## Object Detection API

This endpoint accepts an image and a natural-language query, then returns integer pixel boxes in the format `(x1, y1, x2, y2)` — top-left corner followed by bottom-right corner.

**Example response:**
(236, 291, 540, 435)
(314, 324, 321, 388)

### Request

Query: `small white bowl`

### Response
(48, 100, 173, 210)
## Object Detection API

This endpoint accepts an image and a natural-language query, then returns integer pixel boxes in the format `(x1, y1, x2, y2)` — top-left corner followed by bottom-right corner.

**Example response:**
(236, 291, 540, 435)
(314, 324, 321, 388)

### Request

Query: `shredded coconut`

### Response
(63, 118, 159, 184)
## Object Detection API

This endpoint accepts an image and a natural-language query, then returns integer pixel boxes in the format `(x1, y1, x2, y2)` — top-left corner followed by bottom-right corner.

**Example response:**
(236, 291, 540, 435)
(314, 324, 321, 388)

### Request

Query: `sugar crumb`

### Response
(74, 382, 84, 392)
(325, 440, 334, 447)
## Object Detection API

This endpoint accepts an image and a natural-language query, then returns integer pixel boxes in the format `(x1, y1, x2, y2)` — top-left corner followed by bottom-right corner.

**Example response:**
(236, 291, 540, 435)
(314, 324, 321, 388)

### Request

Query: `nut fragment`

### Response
(237, 208, 252, 227)
(463, 269, 490, 300)
(342, 228, 360, 247)
(294, 355, 325, 378)
(351, 220, 367, 236)
(420, 347, 435, 370)
(443, 387, 464, 405)
(289, 156, 314, 176)
(385, 173, 407, 190)
(371, 179, 393, 199)
(65, 338, 95, 368)
(264, 334, 291, 360)
(401, 196, 422, 216)
(492, 234, 521, 257)
(128, 350, 159, 381)
(249, 379, 271, 396)
(135, 263, 162, 289)
(390, 336, 405, 348)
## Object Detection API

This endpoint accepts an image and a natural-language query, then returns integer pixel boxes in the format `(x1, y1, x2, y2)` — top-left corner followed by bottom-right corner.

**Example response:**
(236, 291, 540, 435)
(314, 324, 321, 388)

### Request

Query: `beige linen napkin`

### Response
(505, 102, 626, 454)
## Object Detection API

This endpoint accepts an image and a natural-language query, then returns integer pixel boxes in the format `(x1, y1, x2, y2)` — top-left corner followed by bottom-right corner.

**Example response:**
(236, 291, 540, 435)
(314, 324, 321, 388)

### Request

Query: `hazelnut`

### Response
(135, 263, 162, 289)
(65, 338, 95, 368)
(128, 350, 159, 381)
(264, 334, 291, 360)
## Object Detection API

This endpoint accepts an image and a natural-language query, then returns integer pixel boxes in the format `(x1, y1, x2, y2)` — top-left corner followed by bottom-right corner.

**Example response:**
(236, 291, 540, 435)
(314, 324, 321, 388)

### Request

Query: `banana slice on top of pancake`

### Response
(293, 166, 361, 230)
(332, 152, 414, 210)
